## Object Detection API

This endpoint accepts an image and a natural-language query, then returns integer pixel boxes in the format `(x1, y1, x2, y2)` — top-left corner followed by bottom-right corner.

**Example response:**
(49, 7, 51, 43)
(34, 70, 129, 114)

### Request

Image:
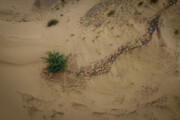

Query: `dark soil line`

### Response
(76, 0, 178, 78)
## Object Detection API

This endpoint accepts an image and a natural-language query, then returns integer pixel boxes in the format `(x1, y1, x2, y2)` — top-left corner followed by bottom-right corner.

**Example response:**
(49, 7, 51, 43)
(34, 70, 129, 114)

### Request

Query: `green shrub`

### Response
(47, 19, 59, 27)
(42, 51, 66, 74)
(138, 1, 143, 6)
(61, 0, 67, 6)
(150, 0, 158, 3)
(107, 10, 116, 17)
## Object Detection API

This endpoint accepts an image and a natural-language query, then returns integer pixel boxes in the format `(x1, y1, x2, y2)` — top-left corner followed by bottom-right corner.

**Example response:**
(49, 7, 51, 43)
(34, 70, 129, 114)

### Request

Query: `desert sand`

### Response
(0, 0, 180, 120)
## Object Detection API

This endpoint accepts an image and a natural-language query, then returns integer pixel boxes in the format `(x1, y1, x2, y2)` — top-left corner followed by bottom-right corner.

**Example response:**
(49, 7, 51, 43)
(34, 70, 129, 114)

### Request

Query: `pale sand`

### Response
(0, 0, 180, 120)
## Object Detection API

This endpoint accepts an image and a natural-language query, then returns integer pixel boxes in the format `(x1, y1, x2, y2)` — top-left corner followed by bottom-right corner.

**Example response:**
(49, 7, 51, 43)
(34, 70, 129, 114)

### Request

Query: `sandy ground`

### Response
(0, 0, 180, 120)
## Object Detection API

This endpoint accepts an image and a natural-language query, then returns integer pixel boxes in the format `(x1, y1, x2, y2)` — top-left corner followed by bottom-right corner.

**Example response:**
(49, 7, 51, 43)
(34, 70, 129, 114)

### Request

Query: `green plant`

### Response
(47, 19, 59, 27)
(107, 10, 116, 16)
(138, 1, 143, 6)
(61, 0, 67, 6)
(42, 51, 66, 74)
(150, 0, 158, 3)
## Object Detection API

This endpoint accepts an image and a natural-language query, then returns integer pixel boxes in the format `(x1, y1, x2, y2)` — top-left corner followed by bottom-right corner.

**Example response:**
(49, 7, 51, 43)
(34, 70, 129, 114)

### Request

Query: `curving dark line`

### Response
(76, 0, 178, 78)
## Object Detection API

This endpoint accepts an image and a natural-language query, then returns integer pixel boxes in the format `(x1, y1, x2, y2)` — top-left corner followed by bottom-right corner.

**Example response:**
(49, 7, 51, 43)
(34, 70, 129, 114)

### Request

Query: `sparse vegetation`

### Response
(21, 19, 27, 22)
(55, 4, 60, 10)
(107, 10, 116, 17)
(61, 0, 67, 6)
(138, 1, 144, 6)
(47, 19, 59, 27)
(42, 51, 66, 74)
(150, 0, 158, 4)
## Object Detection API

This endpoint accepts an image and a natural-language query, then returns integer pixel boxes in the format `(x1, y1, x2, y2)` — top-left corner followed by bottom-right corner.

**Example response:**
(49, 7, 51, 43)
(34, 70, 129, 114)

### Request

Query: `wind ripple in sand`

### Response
(0, 35, 48, 66)
(0, 60, 40, 66)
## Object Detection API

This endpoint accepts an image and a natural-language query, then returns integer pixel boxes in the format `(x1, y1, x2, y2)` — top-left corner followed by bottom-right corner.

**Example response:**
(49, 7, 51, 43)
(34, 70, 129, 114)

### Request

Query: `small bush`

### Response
(150, 0, 158, 3)
(61, 0, 67, 6)
(47, 19, 59, 27)
(107, 10, 116, 16)
(138, 1, 144, 6)
(42, 51, 66, 74)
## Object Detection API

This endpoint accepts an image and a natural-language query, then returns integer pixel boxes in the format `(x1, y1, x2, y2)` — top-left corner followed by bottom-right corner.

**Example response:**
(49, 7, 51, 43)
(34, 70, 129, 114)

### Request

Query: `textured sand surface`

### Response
(0, 0, 180, 120)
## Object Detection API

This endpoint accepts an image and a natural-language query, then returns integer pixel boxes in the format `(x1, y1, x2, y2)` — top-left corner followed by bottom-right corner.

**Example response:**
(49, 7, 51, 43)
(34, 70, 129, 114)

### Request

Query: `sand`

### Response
(0, 0, 180, 120)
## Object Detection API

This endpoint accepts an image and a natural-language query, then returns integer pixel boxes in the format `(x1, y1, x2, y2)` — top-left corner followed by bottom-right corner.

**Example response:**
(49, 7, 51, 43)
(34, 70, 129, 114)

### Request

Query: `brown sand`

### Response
(0, 0, 180, 120)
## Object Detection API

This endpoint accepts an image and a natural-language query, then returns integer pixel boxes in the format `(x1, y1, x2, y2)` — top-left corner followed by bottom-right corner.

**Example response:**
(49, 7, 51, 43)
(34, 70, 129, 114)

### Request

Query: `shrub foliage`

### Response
(138, 1, 143, 6)
(107, 10, 116, 16)
(150, 0, 158, 3)
(47, 19, 59, 27)
(42, 51, 66, 74)
(61, 0, 67, 5)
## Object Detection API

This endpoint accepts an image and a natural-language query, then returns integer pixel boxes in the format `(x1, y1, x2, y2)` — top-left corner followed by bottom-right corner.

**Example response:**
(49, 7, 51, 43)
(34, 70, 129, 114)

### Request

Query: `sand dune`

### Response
(0, 0, 180, 120)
